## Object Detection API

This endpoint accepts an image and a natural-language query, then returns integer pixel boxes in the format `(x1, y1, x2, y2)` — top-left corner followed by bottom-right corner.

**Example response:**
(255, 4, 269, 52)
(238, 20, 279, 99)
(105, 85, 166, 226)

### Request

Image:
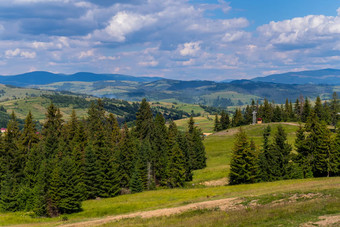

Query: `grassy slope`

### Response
(1, 122, 339, 226)
(191, 123, 299, 184)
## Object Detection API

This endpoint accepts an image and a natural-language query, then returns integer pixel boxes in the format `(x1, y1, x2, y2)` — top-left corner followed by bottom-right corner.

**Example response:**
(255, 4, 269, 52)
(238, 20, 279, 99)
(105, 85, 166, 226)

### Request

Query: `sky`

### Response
(0, 0, 340, 81)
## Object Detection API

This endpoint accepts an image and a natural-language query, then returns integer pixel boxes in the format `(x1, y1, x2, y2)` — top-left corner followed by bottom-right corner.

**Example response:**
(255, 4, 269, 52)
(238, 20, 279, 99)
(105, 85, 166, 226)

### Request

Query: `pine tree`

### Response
(84, 144, 100, 199)
(152, 114, 169, 186)
(167, 144, 186, 187)
(187, 118, 206, 170)
(21, 111, 39, 154)
(314, 96, 324, 121)
(270, 125, 293, 180)
(301, 98, 311, 122)
(257, 125, 274, 182)
(135, 98, 154, 140)
(330, 92, 339, 129)
(220, 110, 230, 130)
(295, 124, 313, 178)
(129, 165, 143, 193)
(232, 108, 243, 127)
(229, 128, 257, 185)
(118, 124, 136, 188)
(213, 114, 221, 132)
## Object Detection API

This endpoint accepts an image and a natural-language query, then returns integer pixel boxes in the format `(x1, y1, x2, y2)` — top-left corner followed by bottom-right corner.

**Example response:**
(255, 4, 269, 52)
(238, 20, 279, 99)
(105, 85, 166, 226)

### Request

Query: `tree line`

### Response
(229, 113, 340, 185)
(214, 92, 339, 131)
(0, 98, 206, 217)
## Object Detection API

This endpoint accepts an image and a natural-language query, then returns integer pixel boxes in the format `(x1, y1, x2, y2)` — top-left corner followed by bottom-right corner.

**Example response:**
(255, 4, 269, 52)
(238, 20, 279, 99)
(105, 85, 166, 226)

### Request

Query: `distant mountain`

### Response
(252, 68, 340, 85)
(0, 71, 163, 87)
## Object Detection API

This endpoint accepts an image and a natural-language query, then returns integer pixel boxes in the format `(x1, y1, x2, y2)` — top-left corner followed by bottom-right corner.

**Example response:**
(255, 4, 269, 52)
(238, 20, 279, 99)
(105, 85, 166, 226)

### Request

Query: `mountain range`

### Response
(0, 69, 338, 106)
(252, 68, 340, 85)
(0, 71, 163, 87)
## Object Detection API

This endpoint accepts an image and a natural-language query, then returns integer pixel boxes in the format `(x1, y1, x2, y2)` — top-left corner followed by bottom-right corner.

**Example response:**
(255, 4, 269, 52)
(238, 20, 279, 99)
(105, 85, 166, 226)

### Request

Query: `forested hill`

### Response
(252, 68, 340, 85)
(0, 71, 163, 87)
(32, 78, 336, 106)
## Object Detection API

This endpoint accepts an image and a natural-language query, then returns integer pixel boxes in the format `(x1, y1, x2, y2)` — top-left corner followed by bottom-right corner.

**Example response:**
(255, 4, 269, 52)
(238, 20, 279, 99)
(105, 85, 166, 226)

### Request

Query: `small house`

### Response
(257, 118, 263, 124)
(1, 128, 7, 133)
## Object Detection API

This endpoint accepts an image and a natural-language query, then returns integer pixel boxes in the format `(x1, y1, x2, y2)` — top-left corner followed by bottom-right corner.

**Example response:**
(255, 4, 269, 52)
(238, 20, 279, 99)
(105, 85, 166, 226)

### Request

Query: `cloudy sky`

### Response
(0, 0, 340, 80)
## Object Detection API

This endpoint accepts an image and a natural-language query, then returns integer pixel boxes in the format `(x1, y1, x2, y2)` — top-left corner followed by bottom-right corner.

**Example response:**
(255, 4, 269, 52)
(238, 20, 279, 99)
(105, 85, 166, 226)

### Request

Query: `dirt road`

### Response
(60, 197, 242, 227)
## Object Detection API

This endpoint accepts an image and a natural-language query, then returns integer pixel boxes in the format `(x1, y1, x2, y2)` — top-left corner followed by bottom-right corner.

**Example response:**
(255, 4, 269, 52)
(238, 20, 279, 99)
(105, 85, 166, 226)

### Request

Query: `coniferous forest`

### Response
(0, 98, 206, 217)
(229, 111, 340, 185)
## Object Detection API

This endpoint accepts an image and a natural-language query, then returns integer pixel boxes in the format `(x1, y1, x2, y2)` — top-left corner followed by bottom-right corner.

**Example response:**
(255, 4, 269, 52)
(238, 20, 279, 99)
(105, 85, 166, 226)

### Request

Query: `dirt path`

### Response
(301, 214, 340, 226)
(59, 198, 242, 227)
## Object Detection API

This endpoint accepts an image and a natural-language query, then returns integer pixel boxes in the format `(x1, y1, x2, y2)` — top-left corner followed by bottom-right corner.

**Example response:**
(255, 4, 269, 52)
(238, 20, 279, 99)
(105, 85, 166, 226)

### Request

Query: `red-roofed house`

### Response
(1, 128, 7, 133)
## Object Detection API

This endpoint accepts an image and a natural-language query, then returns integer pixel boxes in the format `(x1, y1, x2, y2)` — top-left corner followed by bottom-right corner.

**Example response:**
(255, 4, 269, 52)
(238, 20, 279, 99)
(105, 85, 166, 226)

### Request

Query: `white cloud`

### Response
(139, 60, 158, 67)
(5, 48, 36, 59)
(258, 14, 340, 46)
(222, 31, 250, 42)
(5, 48, 36, 58)
(104, 11, 157, 42)
(79, 49, 94, 59)
(179, 42, 201, 56)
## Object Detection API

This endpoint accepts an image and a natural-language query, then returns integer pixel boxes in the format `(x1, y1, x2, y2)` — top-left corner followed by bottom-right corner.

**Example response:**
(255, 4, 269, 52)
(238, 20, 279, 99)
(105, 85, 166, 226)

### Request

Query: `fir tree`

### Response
(229, 128, 257, 185)
(270, 125, 293, 180)
(295, 124, 313, 178)
(152, 113, 169, 186)
(301, 98, 311, 122)
(220, 110, 230, 130)
(135, 98, 154, 140)
(213, 114, 221, 132)
(21, 111, 39, 153)
(167, 144, 186, 187)
(118, 124, 136, 188)
(129, 165, 143, 193)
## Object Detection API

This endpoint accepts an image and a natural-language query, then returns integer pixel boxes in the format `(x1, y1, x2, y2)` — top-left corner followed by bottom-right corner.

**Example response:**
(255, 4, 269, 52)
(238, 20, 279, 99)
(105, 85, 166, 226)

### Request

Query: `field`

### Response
(1, 122, 339, 226)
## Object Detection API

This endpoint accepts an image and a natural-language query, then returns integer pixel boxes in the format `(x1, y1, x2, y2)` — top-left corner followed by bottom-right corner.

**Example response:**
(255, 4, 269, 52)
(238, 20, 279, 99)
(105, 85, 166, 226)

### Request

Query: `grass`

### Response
(1, 177, 339, 226)
(174, 116, 215, 133)
(103, 188, 340, 227)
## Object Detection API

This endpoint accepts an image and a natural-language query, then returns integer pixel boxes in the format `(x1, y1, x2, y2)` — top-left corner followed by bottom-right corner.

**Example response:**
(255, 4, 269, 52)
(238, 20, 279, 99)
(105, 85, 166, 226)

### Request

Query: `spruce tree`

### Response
(118, 124, 136, 188)
(270, 125, 293, 180)
(135, 98, 154, 140)
(330, 92, 339, 129)
(295, 124, 313, 178)
(21, 111, 39, 154)
(152, 113, 169, 186)
(167, 144, 186, 187)
(129, 165, 143, 193)
(301, 98, 311, 122)
(214, 114, 221, 132)
(257, 125, 274, 182)
(220, 110, 230, 130)
(229, 128, 257, 185)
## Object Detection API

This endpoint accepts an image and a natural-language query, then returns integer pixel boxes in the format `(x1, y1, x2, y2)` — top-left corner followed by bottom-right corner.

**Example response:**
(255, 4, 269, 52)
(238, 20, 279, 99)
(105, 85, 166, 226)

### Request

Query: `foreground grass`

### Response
(103, 188, 340, 227)
(0, 177, 339, 226)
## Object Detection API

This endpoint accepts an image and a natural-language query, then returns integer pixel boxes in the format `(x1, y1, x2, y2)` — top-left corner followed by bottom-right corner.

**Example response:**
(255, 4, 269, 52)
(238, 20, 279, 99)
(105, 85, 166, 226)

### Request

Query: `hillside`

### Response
(1, 123, 339, 226)
(0, 71, 163, 87)
(32, 79, 336, 106)
(0, 85, 196, 126)
(252, 68, 340, 85)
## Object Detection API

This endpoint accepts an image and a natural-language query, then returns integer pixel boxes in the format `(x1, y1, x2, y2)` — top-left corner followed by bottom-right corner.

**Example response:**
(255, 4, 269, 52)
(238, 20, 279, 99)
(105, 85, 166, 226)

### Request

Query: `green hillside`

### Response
(32, 79, 337, 107)
(1, 122, 339, 226)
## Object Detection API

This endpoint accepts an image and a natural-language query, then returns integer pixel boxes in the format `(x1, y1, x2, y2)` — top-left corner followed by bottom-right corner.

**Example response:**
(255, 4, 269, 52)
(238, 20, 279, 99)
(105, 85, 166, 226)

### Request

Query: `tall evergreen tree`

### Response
(220, 110, 230, 130)
(167, 144, 186, 187)
(135, 98, 154, 140)
(213, 114, 221, 132)
(229, 128, 257, 185)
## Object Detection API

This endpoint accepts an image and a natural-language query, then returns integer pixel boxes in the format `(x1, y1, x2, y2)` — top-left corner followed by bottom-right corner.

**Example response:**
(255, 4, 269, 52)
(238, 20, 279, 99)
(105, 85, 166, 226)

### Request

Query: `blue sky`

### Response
(0, 0, 340, 80)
